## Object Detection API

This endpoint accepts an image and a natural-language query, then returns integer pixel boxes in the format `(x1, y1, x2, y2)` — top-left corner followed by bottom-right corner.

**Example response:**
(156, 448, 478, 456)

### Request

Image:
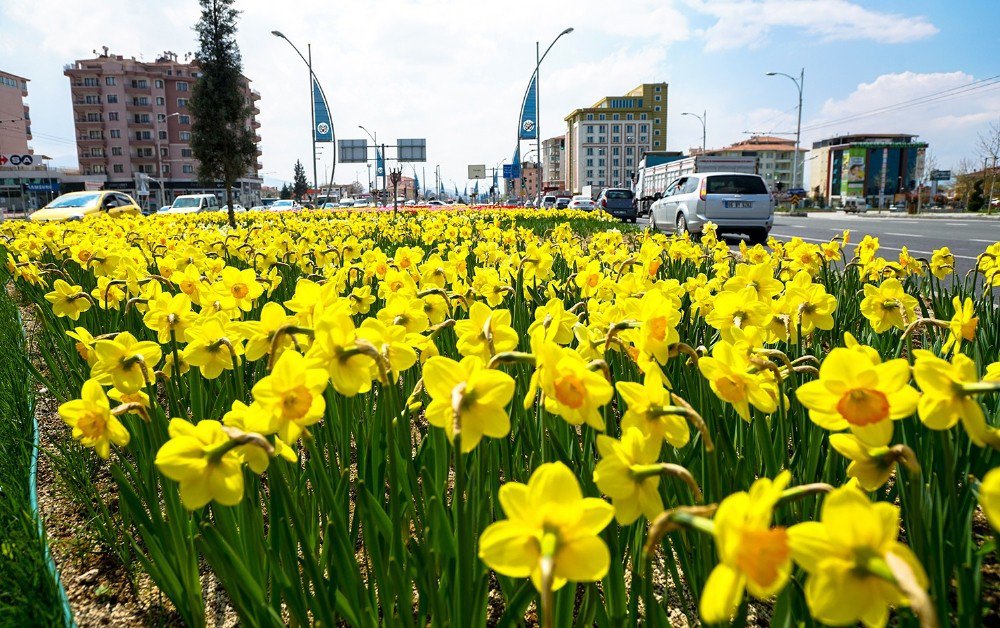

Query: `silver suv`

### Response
(648, 172, 773, 243)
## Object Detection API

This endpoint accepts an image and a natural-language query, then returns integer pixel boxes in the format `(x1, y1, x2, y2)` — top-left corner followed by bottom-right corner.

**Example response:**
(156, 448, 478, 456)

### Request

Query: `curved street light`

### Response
(766, 69, 804, 193)
(272, 30, 337, 196)
(681, 111, 707, 154)
(515, 27, 573, 199)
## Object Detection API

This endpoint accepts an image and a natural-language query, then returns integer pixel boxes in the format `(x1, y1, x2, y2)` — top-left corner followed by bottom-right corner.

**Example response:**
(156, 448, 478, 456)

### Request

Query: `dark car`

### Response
(555, 197, 570, 209)
(595, 188, 636, 222)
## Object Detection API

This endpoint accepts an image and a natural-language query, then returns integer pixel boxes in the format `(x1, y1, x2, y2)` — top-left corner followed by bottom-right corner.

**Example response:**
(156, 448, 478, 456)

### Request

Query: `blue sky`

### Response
(1, 0, 998, 190)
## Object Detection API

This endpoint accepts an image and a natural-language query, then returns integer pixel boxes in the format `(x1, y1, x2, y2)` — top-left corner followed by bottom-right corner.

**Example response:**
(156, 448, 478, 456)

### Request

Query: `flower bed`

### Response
(2, 207, 998, 626)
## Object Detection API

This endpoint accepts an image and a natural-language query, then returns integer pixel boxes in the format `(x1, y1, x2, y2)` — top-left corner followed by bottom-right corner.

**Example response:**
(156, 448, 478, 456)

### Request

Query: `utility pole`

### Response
(766, 68, 804, 196)
(308, 43, 317, 200)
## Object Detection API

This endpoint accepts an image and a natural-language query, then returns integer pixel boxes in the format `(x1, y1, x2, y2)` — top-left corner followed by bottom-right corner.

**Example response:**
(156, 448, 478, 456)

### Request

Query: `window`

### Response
(705, 174, 768, 194)
(598, 159, 605, 166)
(654, 129, 661, 136)
(654, 118, 660, 125)
(135, 130, 152, 140)
(598, 136, 605, 143)
(640, 113, 647, 120)
(626, 113, 633, 120)
(131, 79, 148, 89)
(586, 169, 593, 178)
(612, 136, 620, 143)
(181, 148, 193, 157)
(158, 131, 167, 140)
(179, 115, 190, 124)
(177, 82, 189, 92)
(155, 79, 164, 89)
(654, 95, 661, 102)
(613, 158, 620, 166)
(597, 147, 606, 155)
(586, 125, 593, 133)
(83, 77, 98, 86)
(112, 147, 123, 156)
(179, 131, 191, 140)
(134, 114, 151, 123)
(105, 77, 116, 86)
(137, 148, 154, 158)
(626, 124, 634, 133)
(113, 164, 124, 173)
(586, 158, 594, 166)
(654, 141, 661, 148)
(654, 106, 660, 112)
(585, 135, 594, 143)
(156, 97, 165, 106)
(88, 130, 102, 139)
(85, 95, 101, 104)
(107, 94, 118, 104)
(586, 114, 593, 120)
(160, 147, 168, 157)
(93, 165, 106, 173)
(108, 112, 119, 121)
(598, 113, 605, 120)
(612, 147, 620, 155)
(90, 148, 104, 157)
(586, 147, 594, 156)
(133, 96, 150, 106)
(110, 129, 121, 138)
(162, 165, 170, 175)
(655, 85, 661, 92)
(182, 164, 194, 174)
(157, 113, 166, 123)
(626, 147, 634, 155)
(177, 98, 188, 107)
(86, 113, 101, 122)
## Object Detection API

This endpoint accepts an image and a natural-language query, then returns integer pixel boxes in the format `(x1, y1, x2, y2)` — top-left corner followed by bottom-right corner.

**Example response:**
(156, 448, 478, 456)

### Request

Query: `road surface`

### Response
(767, 213, 1000, 276)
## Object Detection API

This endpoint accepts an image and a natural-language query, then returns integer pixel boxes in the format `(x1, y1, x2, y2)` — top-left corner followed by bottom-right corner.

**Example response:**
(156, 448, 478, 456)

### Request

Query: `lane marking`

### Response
(969, 238, 999, 244)
(886, 232, 923, 238)
(946, 222, 969, 226)
(767, 233, 979, 260)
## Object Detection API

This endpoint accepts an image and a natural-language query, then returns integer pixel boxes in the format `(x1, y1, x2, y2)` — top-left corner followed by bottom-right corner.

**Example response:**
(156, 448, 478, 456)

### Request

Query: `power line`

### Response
(800, 75, 1000, 133)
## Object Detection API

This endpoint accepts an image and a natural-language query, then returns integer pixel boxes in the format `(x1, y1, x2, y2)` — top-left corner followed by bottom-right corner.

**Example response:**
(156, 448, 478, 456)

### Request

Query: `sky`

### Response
(1, 0, 999, 191)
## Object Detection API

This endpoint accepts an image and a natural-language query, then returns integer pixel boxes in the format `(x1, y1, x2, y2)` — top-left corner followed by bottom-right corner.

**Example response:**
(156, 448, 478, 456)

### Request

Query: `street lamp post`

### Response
(153, 111, 180, 209)
(519, 27, 573, 201)
(681, 110, 707, 154)
(272, 31, 336, 200)
(766, 68, 804, 193)
(358, 125, 384, 204)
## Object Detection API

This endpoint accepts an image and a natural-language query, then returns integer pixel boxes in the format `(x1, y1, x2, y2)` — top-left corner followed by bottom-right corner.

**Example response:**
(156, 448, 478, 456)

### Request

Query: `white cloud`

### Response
(803, 71, 1000, 168)
(687, 0, 938, 51)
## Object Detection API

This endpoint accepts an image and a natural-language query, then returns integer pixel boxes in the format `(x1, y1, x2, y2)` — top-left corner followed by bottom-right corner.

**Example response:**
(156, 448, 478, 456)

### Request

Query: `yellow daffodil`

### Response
(307, 311, 375, 396)
(527, 298, 578, 346)
(787, 484, 929, 628)
(535, 341, 613, 431)
(357, 318, 417, 380)
(941, 296, 977, 354)
(979, 467, 1000, 531)
(616, 375, 690, 448)
(57, 379, 130, 458)
(593, 428, 664, 524)
(929, 247, 954, 280)
(479, 462, 614, 591)
(66, 326, 98, 366)
(155, 418, 250, 509)
(698, 339, 779, 421)
(454, 301, 519, 361)
(220, 265, 264, 311)
(44, 278, 92, 320)
(796, 347, 919, 447)
(241, 301, 298, 362)
(250, 350, 328, 443)
(860, 278, 918, 333)
(912, 350, 999, 448)
(143, 292, 194, 344)
(701, 472, 792, 624)
(423, 355, 515, 452)
(91, 331, 162, 394)
(829, 433, 905, 491)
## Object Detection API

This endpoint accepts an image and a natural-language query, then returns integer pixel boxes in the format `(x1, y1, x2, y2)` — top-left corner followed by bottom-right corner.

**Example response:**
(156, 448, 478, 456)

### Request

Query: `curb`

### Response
(19, 304, 75, 628)
(803, 212, 1000, 220)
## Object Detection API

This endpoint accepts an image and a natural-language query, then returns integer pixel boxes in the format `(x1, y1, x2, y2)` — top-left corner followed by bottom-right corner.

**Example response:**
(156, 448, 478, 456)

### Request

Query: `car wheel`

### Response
(676, 213, 688, 236)
(748, 228, 769, 245)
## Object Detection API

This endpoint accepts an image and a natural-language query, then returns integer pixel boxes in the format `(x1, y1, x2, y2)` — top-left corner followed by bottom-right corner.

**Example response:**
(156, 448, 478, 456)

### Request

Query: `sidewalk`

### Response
(803, 210, 1000, 220)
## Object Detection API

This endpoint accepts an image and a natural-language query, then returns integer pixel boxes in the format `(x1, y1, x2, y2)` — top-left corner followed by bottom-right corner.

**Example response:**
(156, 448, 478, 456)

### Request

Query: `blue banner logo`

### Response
(519, 74, 537, 140)
(313, 77, 333, 143)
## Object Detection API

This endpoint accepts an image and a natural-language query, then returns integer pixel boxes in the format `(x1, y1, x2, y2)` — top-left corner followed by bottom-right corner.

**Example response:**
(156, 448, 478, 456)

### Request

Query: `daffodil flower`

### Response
(57, 379, 130, 459)
(92, 331, 162, 394)
(423, 355, 514, 452)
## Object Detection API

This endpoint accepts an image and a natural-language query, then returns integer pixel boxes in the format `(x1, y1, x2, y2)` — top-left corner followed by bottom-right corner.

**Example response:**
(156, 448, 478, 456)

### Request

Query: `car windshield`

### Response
(273, 200, 293, 206)
(605, 189, 633, 199)
(172, 197, 203, 208)
(46, 193, 101, 208)
(706, 175, 768, 195)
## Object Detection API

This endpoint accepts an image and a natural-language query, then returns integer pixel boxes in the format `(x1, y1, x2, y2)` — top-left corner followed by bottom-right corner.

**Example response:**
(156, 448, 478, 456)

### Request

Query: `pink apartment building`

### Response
(65, 49, 262, 209)
(0, 69, 32, 156)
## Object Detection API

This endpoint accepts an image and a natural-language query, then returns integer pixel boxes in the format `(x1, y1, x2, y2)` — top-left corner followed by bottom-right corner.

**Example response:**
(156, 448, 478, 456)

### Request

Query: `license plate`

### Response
(724, 200, 753, 208)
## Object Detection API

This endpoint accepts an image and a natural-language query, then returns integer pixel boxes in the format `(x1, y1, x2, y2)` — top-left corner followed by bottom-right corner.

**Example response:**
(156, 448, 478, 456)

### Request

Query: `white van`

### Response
(162, 194, 220, 214)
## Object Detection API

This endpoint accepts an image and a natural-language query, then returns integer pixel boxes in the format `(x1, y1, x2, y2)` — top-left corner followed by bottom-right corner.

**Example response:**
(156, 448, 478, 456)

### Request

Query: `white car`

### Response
(568, 195, 595, 211)
(221, 204, 247, 213)
(268, 199, 301, 212)
(353, 199, 370, 208)
(162, 194, 220, 214)
(339, 198, 356, 207)
(427, 200, 446, 206)
(649, 172, 774, 243)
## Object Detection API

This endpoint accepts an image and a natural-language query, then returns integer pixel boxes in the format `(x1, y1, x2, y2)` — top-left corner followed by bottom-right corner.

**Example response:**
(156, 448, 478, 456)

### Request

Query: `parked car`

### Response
(649, 172, 773, 243)
(843, 198, 869, 213)
(30, 191, 142, 222)
(321, 202, 339, 209)
(427, 200, 446, 206)
(568, 195, 595, 211)
(595, 188, 637, 222)
(888, 203, 905, 213)
(269, 199, 301, 212)
(555, 197, 571, 210)
(541, 195, 557, 209)
(161, 194, 220, 215)
(220, 204, 247, 213)
(353, 199, 370, 208)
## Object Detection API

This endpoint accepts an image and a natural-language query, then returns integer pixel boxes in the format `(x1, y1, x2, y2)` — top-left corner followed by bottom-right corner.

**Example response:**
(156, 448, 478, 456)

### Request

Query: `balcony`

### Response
(127, 100, 153, 110)
(251, 89, 261, 101)
(251, 119, 261, 129)
(72, 82, 101, 90)
(78, 135, 106, 143)
(125, 83, 151, 93)
(75, 119, 104, 126)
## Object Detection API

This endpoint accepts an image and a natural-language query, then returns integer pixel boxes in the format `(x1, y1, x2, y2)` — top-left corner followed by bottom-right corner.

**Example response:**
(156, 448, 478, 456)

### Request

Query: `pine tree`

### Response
(279, 183, 292, 200)
(189, 0, 257, 228)
(293, 160, 309, 201)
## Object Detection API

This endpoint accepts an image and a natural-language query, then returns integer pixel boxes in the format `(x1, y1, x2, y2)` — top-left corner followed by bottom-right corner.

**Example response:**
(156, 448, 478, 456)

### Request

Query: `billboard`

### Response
(338, 139, 368, 163)
(397, 138, 427, 162)
(841, 148, 866, 196)
(468, 164, 486, 179)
